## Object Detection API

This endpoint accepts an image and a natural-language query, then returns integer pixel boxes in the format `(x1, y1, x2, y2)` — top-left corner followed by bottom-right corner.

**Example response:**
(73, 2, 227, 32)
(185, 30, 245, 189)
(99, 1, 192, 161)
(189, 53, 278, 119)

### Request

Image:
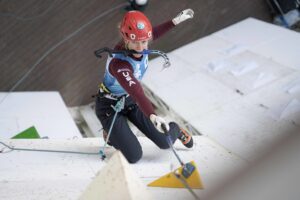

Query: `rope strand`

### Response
(0, 141, 100, 155)
(99, 96, 125, 160)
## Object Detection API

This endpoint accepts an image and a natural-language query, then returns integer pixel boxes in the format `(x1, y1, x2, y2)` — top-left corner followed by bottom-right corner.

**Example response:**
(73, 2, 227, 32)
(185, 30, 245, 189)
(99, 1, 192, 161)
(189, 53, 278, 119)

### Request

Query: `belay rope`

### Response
(94, 47, 171, 70)
(0, 96, 126, 161)
(99, 96, 125, 160)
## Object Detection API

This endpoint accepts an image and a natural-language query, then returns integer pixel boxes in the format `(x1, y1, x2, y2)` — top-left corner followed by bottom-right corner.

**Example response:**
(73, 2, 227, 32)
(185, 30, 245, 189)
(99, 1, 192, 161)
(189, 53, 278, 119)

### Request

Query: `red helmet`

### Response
(120, 11, 152, 42)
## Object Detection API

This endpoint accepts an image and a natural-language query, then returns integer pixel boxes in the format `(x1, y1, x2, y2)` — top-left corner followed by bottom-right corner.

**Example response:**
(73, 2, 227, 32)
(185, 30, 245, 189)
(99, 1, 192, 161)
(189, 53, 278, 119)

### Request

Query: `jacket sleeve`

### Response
(152, 20, 175, 40)
(109, 58, 155, 117)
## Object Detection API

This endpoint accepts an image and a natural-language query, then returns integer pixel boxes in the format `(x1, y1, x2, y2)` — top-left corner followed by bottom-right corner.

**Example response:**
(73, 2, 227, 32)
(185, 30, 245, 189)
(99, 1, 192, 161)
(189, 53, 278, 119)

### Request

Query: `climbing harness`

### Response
(94, 83, 122, 100)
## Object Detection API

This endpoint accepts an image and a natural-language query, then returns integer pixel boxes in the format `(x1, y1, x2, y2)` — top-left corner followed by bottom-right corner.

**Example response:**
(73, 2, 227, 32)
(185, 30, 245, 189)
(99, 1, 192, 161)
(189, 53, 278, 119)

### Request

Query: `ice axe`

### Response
(161, 123, 196, 179)
(148, 123, 203, 194)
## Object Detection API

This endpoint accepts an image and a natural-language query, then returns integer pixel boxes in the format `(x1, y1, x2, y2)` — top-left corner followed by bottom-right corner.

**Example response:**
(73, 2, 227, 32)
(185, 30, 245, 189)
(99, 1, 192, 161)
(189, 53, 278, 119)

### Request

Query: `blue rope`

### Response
(0, 97, 126, 158)
(0, 141, 100, 155)
(99, 96, 125, 160)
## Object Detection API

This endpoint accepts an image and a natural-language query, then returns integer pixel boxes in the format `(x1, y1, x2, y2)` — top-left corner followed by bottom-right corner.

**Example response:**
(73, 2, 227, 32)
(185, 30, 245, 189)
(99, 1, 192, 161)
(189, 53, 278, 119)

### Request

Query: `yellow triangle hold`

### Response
(148, 161, 204, 189)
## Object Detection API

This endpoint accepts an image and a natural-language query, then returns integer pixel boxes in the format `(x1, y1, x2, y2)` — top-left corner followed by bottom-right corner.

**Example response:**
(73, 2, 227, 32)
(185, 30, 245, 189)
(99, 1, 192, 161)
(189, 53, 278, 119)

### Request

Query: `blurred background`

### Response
(0, 0, 279, 106)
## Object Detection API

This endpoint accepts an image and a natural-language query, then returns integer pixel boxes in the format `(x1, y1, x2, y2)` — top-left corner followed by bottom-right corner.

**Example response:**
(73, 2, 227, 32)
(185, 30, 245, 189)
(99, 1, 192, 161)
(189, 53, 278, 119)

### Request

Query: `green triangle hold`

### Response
(11, 126, 40, 139)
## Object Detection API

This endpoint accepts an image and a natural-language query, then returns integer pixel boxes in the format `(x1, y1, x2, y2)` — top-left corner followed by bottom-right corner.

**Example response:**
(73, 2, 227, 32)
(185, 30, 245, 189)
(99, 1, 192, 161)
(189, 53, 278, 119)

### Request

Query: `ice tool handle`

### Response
(161, 123, 195, 179)
(161, 123, 184, 166)
(94, 47, 171, 69)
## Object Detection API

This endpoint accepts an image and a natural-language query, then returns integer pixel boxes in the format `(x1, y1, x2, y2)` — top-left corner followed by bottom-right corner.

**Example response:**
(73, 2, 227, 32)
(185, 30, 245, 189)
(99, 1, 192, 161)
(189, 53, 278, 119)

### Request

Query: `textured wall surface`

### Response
(0, 0, 272, 106)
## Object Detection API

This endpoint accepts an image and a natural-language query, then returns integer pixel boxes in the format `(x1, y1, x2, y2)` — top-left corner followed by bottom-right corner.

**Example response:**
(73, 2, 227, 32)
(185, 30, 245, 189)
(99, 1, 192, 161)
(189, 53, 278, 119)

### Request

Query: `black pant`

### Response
(95, 95, 181, 163)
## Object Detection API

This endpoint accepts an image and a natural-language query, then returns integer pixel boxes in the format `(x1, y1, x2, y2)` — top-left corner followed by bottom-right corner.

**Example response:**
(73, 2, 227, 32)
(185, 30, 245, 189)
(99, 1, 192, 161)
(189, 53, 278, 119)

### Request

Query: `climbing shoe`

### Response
(178, 127, 193, 148)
